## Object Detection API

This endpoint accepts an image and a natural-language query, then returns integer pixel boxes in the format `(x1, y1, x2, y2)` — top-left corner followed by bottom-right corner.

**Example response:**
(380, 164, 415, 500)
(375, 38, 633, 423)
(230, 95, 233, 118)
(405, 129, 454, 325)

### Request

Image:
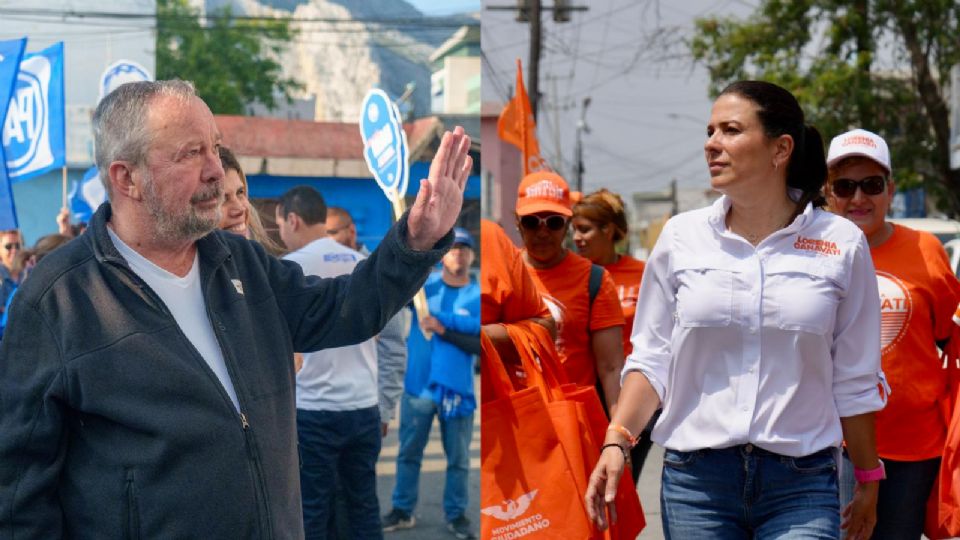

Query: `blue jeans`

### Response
(297, 406, 382, 540)
(661, 445, 840, 539)
(391, 393, 474, 521)
(839, 452, 940, 540)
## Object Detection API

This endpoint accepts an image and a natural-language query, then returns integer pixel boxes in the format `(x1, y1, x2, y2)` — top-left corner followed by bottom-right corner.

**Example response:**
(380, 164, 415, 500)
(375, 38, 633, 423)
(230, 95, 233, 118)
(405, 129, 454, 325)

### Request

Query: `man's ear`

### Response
(286, 212, 301, 231)
(109, 162, 142, 201)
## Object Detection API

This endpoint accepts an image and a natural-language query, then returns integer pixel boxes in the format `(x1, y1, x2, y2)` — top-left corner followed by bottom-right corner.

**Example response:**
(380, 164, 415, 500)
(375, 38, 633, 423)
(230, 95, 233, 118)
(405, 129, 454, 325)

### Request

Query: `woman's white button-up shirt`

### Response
(624, 195, 888, 457)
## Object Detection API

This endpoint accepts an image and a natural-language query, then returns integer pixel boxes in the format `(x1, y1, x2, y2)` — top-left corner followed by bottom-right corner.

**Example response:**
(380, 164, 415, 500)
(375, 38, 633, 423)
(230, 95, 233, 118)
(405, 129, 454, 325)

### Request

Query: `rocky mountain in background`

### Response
(202, 0, 475, 122)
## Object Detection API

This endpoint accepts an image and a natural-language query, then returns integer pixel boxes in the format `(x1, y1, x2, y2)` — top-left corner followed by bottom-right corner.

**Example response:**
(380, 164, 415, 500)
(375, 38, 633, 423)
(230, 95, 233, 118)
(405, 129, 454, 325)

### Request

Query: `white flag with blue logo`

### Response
(3, 42, 65, 182)
(0, 37, 26, 230)
(68, 165, 105, 223)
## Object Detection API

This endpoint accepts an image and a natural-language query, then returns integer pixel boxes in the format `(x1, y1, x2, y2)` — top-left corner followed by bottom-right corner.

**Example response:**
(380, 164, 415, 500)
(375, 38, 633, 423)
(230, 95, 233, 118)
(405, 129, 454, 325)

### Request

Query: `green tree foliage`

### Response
(156, 0, 304, 115)
(690, 0, 960, 216)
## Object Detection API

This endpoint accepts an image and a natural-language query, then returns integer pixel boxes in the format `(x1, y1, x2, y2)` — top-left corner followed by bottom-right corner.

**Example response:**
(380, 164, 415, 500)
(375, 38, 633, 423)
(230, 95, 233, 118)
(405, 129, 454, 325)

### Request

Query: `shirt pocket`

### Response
(673, 257, 737, 327)
(763, 258, 842, 335)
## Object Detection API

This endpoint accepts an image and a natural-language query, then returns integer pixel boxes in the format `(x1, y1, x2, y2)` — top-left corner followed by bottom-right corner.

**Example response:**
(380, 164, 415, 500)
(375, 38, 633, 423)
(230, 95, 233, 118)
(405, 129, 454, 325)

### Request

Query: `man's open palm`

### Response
(407, 126, 472, 250)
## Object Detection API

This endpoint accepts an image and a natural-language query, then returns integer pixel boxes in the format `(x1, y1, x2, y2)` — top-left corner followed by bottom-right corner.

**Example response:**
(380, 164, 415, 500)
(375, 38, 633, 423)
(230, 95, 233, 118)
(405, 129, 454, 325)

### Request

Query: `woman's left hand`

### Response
(584, 445, 625, 531)
(840, 481, 878, 540)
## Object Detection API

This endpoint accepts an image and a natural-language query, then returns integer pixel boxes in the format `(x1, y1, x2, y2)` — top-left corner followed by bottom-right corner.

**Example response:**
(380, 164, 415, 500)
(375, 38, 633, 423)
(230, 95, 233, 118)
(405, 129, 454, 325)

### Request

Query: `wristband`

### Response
(606, 423, 637, 447)
(600, 443, 631, 466)
(854, 459, 886, 483)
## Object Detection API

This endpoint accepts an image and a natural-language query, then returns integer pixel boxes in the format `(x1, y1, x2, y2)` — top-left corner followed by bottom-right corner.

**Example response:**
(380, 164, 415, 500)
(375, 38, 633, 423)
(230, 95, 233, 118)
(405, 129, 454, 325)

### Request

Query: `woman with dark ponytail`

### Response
(585, 81, 886, 539)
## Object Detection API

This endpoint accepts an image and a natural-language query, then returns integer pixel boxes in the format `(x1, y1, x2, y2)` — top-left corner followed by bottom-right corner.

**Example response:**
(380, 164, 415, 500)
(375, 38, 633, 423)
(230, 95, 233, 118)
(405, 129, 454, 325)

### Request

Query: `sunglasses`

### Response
(519, 215, 568, 231)
(3, 242, 20, 251)
(831, 176, 886, 198)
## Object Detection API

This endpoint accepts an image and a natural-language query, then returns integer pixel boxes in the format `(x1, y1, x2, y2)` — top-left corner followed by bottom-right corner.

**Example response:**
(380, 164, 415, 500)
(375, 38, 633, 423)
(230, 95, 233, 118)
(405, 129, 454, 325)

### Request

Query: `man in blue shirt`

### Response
(382, 228, 480, 540)
(0, 230, 21, 316)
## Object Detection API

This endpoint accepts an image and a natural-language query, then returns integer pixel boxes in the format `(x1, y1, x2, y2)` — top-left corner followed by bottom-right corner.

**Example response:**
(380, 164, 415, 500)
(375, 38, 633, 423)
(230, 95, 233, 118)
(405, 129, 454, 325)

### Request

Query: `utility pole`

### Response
(487, 1, 588, 122)
(528, 0, 541, 121)
(575, 97, 591, 193)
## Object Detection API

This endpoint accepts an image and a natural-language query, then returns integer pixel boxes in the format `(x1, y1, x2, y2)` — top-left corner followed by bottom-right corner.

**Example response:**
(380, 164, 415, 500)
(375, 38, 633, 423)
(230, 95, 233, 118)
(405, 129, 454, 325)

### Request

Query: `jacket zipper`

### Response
(240, 412, 271, 539)
(125, 469, 140, 540)
(105, 258, 275, 538)
(205, 273, 275, 539)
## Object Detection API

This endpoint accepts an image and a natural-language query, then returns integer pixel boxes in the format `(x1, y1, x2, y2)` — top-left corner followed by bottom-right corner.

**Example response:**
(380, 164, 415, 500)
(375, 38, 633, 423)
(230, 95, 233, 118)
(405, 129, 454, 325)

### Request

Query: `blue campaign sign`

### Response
(387, 94, 409, 199)
(4, 42, 65, 182)
(0, 37, 26, 230)
(359, 89, 408, 201)
(68, 165, 107, 223)
(99, 59, 152, 102)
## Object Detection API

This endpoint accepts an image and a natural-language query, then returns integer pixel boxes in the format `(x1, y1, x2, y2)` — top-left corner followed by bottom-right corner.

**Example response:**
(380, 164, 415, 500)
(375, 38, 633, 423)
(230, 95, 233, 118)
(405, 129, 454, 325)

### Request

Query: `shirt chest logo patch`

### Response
(231, 279, 244, 295)
(876, 271, 912, 355)
(793, 235, 841, 256)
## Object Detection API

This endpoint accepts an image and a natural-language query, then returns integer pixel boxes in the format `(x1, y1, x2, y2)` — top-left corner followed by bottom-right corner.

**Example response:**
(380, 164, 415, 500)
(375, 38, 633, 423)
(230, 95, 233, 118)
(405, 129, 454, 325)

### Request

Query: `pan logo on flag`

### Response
(100, 60, 152, 101)
(4, 59, 47, 175)
(3, 42, 63, 181)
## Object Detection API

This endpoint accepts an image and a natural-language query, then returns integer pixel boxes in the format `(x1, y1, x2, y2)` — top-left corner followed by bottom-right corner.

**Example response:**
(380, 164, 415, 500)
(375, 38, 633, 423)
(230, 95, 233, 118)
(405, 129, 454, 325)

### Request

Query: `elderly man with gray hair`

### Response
(0, 79, 472, 539)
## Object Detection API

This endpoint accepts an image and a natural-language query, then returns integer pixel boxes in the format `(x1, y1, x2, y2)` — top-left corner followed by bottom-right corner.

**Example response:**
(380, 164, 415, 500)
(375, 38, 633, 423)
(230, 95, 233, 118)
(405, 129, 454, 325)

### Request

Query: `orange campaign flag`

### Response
(497, 59, 547, 175)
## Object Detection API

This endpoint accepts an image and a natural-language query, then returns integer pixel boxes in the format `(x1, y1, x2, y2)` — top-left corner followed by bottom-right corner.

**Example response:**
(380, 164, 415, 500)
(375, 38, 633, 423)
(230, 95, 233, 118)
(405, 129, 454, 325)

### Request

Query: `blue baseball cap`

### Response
(452, 227, 475, 249)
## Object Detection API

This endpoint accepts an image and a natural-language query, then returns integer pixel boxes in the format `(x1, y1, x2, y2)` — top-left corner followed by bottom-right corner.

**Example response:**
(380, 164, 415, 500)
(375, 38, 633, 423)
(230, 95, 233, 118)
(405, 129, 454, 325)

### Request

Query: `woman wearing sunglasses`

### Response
(826, 128, 960, 539)
(514, 170, 626, 418)
(585, 81, 888, 540)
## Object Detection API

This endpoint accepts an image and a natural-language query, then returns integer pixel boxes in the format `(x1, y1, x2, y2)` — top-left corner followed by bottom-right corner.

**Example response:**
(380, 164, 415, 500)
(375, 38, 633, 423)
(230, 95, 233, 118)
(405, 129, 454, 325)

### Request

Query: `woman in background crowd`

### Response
(826, 128, 960, 540)
(218, 146, 285, 257)
(586, 80, 887, 540)
(572, 189, 657, 483)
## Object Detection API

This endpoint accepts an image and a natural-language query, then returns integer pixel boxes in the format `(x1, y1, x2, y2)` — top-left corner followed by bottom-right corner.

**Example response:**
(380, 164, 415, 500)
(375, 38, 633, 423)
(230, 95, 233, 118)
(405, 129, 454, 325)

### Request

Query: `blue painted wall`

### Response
(248, 162, 479, 251)
(9, 162, 480, 251)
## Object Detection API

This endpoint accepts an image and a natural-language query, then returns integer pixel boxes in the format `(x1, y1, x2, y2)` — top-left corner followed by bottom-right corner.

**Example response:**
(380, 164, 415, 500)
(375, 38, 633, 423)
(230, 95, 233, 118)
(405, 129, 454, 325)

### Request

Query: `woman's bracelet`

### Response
(600, 443, 631, 466)
(606, 423, 638, 448)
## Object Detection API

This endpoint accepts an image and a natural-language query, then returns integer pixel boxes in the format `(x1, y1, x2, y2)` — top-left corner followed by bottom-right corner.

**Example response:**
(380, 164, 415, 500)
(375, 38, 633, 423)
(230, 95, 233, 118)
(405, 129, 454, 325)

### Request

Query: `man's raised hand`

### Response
(406, 126, 472, 251)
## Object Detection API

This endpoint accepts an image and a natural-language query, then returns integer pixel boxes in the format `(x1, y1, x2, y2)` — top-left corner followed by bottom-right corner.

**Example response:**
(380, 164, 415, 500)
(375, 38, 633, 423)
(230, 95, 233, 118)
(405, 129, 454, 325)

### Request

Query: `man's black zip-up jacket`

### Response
(0, 203, 452, 539)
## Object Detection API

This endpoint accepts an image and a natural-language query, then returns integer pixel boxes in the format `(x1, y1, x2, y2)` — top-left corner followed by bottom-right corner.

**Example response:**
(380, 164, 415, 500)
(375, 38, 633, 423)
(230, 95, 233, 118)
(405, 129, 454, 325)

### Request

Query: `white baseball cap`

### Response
(826, 128, 891, 173)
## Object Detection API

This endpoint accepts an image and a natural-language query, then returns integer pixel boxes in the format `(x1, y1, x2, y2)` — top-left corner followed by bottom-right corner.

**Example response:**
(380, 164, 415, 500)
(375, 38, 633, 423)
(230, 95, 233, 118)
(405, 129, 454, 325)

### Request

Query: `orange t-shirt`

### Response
(524, 250, 625, 387)
(872, 224, 960, 460)
(480, 219, 550, 325)
(604, 255, 645, 356)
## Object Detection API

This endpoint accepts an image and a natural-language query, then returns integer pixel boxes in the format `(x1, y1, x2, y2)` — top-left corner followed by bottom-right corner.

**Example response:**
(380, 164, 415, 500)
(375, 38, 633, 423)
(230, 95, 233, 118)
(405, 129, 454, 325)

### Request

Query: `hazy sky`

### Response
(406, 0, 480, 16)
(482, 0, 755, 197)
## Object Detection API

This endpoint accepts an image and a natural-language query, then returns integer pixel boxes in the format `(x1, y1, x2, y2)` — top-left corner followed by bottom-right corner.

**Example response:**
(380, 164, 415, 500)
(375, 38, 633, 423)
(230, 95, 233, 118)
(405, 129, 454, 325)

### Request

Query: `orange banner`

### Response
(497, 59, 548, 175)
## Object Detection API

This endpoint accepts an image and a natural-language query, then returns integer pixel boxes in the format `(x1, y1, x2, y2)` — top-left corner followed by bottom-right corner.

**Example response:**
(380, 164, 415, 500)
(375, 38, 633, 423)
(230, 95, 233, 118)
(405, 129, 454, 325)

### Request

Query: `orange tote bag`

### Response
(507, 323, 645, 540)
(481, 334, 595, 540)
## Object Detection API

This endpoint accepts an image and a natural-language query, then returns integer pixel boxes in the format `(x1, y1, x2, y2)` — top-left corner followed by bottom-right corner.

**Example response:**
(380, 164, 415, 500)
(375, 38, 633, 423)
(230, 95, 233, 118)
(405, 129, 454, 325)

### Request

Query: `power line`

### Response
(0, 7, 475, 28)
(480, 48, 511, 103)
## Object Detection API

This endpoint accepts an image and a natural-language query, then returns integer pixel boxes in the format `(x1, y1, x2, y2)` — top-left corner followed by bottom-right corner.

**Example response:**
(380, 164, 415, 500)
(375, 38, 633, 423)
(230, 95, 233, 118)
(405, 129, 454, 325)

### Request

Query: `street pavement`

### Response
(637, 445, 665, 539)
(376, 382, 481, 540)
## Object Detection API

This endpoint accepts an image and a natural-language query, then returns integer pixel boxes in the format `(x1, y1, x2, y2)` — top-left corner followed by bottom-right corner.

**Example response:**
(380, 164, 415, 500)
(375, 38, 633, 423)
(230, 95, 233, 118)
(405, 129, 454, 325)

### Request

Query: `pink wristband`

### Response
(854, 459, 886, 483)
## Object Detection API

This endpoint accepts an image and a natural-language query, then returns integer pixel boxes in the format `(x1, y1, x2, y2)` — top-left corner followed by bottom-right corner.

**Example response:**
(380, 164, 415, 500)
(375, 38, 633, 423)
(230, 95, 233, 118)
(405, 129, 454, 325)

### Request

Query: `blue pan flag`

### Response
(0, 37, 26, 230)
(5, 42, 65, 183)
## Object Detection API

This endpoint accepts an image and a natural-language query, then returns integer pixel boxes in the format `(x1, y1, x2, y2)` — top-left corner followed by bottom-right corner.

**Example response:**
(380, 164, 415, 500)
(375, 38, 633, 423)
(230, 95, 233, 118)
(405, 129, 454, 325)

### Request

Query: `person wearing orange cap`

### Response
(826, 128, 960, 539)
(514, 170, 626, 417)
(480, 218, 554, 370)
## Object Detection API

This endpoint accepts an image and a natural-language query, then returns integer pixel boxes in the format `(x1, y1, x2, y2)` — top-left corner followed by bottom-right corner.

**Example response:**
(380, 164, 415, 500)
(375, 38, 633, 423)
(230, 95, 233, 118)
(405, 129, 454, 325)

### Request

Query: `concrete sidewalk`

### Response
(376, 390, 481, 540)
